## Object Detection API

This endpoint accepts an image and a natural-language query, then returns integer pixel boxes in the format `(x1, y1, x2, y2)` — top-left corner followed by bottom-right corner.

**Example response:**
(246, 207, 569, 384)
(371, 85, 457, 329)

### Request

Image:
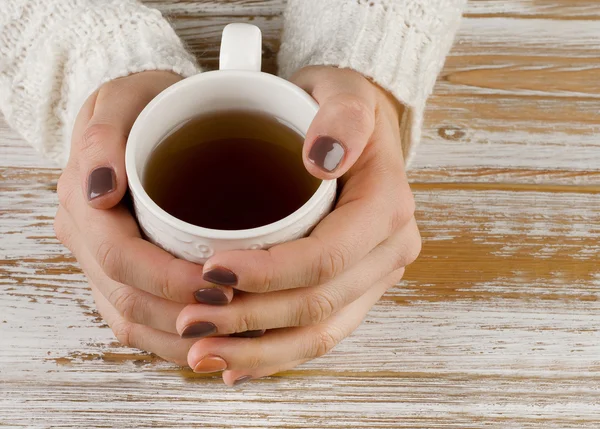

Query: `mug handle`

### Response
(219, 23, 262, 72)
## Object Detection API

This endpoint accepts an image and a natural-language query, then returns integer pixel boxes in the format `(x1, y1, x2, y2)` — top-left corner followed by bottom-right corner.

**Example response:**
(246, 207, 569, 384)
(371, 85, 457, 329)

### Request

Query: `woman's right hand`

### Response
(54, 71, 234, 366)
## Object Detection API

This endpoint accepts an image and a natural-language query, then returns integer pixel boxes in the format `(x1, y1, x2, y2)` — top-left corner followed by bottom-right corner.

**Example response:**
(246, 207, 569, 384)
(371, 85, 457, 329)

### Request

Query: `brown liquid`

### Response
(143, 111, 320, 230)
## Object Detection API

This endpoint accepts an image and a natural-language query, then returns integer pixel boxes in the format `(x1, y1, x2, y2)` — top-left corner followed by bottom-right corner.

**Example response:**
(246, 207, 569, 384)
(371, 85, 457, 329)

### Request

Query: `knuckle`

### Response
(300, 292, 335, 326)
(233, 311, 255, 334)
(391, 230, 422, 270)
(409, 233, 423, 266)
(254, 249, 277, 293)
(250, 281, 269, 294)
(160, 279, 173, 302)
(111, 318, 134, 348)
(96, 239, 123, 283)
(315, 242, 349, 285)
(401, 192, 416, 220)
(335, 95, 374, 135)
(391, 191, 416, 232)
(79, 123, 113, 155)
(310, 327, 341, 358)
(391, 242, 411, 270)
(53, 211, 69, 247)
(245, 353, 263, 371)
(56, 172, 77, 210)
(110, 287, 146, 324)
(160, 258, 177, 300)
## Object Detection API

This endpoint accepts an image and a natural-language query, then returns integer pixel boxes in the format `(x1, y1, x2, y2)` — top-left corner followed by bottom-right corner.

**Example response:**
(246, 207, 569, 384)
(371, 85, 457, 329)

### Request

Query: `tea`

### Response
(143, 110, 320, 230)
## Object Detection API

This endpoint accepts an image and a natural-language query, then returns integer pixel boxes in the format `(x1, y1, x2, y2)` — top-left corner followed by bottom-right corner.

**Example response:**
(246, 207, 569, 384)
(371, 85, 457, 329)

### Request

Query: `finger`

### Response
(178, 221, 417, 335)
(89, 280, 194, 367)
(73, 72, 181, 209)
(291, 67, 377, 179)
(56, 166, 233, 304)
(303, 94, 375, 179)
(76, 123, 126, 209)
(56, 205, 184, 333)
(221, 359, 309, 387)
(202, 125, 413, 293)
(186, 267, 396, 375)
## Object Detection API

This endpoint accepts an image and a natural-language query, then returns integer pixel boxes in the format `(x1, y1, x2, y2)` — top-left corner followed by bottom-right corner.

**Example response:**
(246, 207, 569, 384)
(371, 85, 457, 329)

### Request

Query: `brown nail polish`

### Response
(308, 136, 345, 172)
(194, 288, 229, 306)
(181, 322, 217, 339)
(193, 355, 227, 373)
(230, 329, 265, 338)
(203, 267, 238, 286)
(233, 375, 252, 386)
(87, 167, 116, 200)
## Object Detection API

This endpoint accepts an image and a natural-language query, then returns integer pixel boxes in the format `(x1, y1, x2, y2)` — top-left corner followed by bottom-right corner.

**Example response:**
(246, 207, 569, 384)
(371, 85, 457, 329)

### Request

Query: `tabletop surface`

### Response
(1, 1, 599, 428)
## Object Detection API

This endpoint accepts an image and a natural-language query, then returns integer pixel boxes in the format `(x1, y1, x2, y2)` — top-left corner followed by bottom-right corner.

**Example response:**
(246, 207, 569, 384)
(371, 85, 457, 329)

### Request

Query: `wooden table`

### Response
(2, 1, 599, 427)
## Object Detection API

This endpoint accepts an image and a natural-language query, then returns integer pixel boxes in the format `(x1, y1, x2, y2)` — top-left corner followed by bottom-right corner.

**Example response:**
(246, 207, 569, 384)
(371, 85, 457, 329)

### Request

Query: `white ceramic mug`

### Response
(125, 23, 336, 264)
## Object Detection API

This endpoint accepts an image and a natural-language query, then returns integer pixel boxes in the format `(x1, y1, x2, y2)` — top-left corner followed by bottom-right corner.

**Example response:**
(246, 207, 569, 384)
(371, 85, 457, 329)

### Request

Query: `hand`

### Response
(54, 71, 235, 366)
(176, 66, 422, 385)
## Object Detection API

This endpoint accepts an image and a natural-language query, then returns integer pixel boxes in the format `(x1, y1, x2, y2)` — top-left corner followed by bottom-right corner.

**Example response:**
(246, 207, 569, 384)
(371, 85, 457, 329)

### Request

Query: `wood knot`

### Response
(438, 127, 466, 141)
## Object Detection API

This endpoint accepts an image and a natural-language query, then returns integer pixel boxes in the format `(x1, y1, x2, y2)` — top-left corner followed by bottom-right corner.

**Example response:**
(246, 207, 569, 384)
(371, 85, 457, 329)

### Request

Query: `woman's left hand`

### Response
(176, 66, 422, 386)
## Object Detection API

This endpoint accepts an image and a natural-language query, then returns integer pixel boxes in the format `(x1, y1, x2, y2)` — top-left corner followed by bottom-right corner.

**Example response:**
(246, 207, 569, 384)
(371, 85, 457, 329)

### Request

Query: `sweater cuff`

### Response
(279, 0, 466, 166)
(69, 3, 199, 95)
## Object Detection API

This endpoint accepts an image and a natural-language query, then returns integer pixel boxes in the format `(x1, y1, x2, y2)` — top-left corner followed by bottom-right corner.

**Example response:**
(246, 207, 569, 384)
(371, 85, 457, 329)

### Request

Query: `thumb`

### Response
(72, 71, 182, 210)
(77, 120, 128, 210)
(303, 93, 376, 180)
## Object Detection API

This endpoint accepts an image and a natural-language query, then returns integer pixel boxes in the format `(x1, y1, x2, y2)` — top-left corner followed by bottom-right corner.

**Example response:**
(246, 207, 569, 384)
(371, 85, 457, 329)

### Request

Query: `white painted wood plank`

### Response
(452, 18, 600, 58)
(466, 0, 600, 18)
(415, 95, 600, 174)
(2, 181, 600, 427)
(2, 1, 600, 427)
(437, 56, 600, 99)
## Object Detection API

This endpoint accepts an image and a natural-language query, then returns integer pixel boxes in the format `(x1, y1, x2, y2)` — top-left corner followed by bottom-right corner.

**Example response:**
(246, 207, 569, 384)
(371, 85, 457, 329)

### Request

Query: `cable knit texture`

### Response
(280, 0, 466, 165)
(1, 0, 465, 167)
(0, 0, 199, 166)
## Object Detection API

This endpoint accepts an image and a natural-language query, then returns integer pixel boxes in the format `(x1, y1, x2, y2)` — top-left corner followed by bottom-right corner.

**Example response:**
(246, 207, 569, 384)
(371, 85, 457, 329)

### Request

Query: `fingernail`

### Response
(233, 375, 252, 386)
(194, 288, 229, 306)
(181, 322, 217, 339)
(230, 329, 265, 338)
(193, 355, 227, 373)
(308, 136, 345, 172)
(203, 267, 238, 286)
(87, 167, 116, 200)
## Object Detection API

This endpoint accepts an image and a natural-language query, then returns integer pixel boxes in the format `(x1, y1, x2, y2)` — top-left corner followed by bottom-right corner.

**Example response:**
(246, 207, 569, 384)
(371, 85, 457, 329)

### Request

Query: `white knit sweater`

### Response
(0, 0, 466, 167)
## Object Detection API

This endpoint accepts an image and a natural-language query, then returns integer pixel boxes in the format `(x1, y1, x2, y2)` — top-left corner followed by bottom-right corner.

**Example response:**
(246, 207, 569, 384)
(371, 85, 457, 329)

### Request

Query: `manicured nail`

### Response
(194, 288, 229, 306)
(181, 322, 217, 339)
(233, 375, 252, 386)
(230, 329, 265, 338)
(193, 355, 227, 373)
(203, 267, 238, 286)
(87, 167, 116, 200)
(308, 136, 345, 172)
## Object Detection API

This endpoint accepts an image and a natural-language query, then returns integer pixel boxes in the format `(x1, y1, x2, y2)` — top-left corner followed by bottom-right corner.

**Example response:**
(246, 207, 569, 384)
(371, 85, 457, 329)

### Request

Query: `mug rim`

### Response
(125, 70, 336, 241)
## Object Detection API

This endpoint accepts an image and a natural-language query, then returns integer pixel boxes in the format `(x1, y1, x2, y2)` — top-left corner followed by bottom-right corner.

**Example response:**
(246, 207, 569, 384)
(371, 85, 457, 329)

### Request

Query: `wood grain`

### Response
(465, 0, 600, 20)
(2, 0, 600, 427)
(2, 149, 599, 427)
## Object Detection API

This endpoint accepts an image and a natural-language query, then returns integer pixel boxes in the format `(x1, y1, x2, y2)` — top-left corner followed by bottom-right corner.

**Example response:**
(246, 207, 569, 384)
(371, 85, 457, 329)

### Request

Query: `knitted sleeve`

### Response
(0, 0, 199, 167)
(279, 0, 467, 166)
